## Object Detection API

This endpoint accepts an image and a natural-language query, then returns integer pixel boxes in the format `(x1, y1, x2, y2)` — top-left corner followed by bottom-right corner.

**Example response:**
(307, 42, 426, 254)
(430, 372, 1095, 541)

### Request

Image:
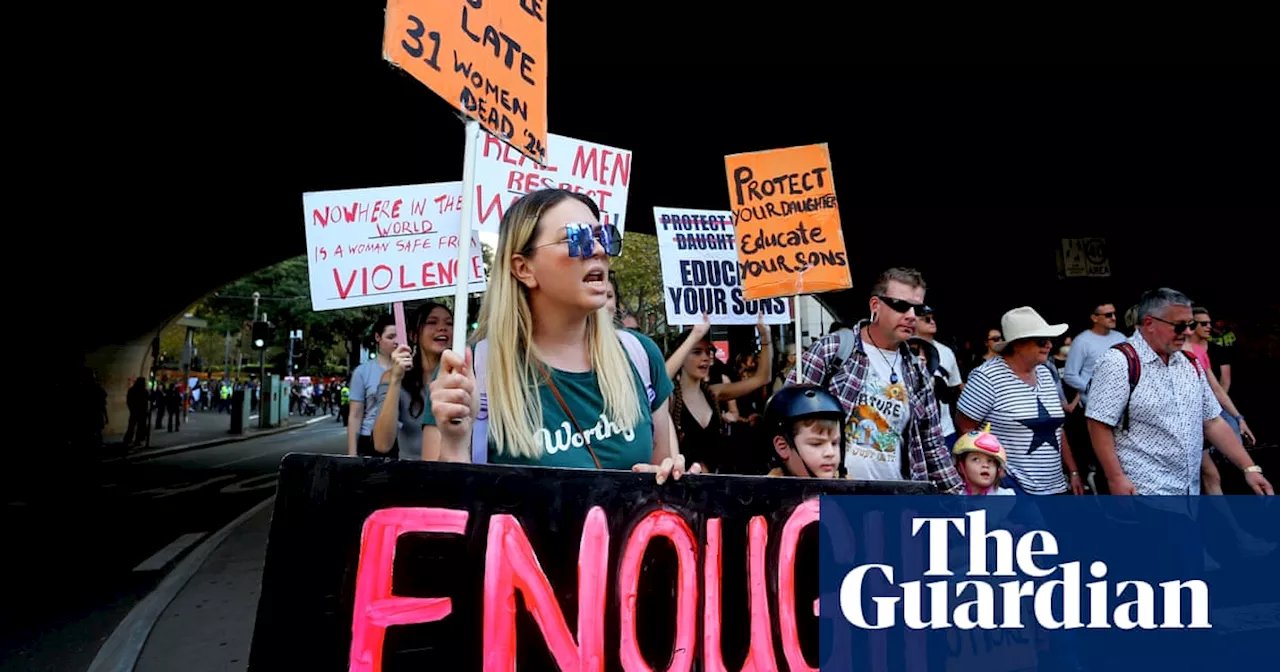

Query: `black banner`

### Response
(249, 453, 935, 670)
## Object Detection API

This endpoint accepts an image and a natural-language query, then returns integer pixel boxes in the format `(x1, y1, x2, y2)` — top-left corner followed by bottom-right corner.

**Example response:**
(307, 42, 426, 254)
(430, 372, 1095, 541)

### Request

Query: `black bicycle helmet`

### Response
(765, 385, 846, 477)
(765, 385, 845, 436)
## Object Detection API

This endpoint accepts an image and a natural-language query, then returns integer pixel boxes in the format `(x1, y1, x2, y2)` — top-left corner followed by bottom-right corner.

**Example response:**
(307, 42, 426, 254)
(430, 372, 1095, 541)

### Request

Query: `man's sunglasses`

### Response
(1149, 315, 1197, 333)
(1195, 320, 1211, 328)
(877, 295, 927, 314)
(527, 222, 622, 258)
(1095, 311, 1116, 318)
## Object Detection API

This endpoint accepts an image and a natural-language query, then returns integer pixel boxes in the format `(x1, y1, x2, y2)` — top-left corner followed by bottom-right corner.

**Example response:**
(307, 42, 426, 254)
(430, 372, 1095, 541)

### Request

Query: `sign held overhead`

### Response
(724, 143, 852, 300)
(384, 0, 548, 163)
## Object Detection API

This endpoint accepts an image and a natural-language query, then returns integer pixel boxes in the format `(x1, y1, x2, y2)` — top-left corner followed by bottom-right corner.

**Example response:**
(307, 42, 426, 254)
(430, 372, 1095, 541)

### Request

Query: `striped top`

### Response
(956, 357, 1068, 495)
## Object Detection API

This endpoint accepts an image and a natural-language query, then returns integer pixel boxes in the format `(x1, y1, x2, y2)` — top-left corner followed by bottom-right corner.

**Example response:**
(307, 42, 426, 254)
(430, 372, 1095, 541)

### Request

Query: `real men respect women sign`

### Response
(724, 143, 852, 300)
(819, 496, 1280, 672)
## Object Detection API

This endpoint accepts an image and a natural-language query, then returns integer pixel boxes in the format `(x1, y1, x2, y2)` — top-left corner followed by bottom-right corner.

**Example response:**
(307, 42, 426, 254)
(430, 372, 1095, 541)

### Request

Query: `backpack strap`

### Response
(470, 339, 490, 464)
(820, 331, 855, 388)
(1112, 342, 1141, 432)
(616, 329, 656, 406)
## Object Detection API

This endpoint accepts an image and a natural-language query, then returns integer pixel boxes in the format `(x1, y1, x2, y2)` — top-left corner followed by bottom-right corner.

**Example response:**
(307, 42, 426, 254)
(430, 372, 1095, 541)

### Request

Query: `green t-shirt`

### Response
(461, 331, 672, 470)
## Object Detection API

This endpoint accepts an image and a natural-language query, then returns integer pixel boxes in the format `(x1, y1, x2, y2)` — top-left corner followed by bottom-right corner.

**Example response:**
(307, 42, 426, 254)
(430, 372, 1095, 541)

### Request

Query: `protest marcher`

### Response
(429, 189, 690, 482)
(957, 307, 1084, 495)
(1086, 288, 1272, 496)
(373, 302, 453, 460)
(952, 423, 1014, 496)
(787, 267, 962, 493)
(763, 385, 843, 478)
(347, 314, 399, 459)
(914, 305, 964, 447)
(664, 313, 773, 474)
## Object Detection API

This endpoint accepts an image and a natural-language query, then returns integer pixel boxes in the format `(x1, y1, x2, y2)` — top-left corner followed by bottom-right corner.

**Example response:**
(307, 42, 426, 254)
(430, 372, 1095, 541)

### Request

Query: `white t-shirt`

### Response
(931, 340, 963, 436)
(844, 347, 911, 481)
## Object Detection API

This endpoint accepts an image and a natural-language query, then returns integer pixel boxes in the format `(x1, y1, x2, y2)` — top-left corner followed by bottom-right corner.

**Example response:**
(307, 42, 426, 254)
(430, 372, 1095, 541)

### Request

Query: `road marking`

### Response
(133, 474, 237, 499)
(132, 533, 206, 572)
(305, 416, 330, 425)
(219, 473, 278, 495)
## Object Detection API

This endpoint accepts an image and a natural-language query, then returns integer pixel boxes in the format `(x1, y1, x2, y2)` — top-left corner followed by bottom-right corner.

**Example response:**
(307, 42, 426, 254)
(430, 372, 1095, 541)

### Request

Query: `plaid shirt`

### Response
(786, 321, 963, 494)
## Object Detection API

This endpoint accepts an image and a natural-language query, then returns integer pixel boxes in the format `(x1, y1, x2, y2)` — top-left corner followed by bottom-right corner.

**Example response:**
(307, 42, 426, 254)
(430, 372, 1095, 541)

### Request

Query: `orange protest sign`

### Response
(724, 143, 851, 300)
(384, 0, 548, 164)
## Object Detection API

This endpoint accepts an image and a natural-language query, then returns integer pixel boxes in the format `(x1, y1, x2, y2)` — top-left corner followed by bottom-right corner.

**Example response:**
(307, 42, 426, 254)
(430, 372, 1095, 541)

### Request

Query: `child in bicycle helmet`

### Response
(953, 423, 1013, 495)
(765, 385, 845, 478)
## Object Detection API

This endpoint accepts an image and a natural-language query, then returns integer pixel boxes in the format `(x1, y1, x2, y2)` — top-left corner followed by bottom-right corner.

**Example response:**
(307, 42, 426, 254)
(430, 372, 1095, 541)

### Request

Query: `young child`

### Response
(953, 423, 1014, 495)
(763, 385, 844, 478)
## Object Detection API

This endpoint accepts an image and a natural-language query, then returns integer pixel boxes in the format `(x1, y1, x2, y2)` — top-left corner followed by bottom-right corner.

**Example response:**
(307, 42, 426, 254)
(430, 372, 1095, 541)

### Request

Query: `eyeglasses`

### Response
(526, 222, 622, 258)
(876, 295, 927, 314)
(1149, 315, 1196, 333)
(1095, 311, 1116, 318)
(920, 315, 935, 324)
(1195, 320, 1211, 328)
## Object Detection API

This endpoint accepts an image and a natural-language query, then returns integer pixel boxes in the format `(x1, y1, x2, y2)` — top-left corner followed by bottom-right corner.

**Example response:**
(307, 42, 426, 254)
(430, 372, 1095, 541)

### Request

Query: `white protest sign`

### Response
(654, 207, 793, 326)
(471, 131, 632, 234)
(302, 182, 487, 311)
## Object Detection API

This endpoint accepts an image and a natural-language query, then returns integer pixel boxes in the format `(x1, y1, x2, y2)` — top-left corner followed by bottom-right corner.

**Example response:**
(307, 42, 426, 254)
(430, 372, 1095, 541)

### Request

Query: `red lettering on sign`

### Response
(474, 184, 507, 228)
(349, 507, 469, 672)
(371, 265, 394, 292)
(778, 499, 819, 672)
(482, 508, 608, 671)
(618, 510, 698, 672)
(334, 268, 358, 299)
(704, 516, 776, 671)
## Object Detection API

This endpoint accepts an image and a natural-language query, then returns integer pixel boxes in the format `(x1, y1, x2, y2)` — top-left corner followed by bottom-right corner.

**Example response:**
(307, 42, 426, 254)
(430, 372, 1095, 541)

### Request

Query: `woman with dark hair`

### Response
(348, 313, 400, 458)
(374, 301, 454, 460)
(664, 315, 773, 473)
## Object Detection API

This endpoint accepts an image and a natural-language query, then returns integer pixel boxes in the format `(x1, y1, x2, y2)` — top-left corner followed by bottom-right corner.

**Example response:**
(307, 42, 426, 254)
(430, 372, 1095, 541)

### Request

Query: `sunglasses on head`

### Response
(877, 295, 927, 314)
(1149, 315, 1197, 333)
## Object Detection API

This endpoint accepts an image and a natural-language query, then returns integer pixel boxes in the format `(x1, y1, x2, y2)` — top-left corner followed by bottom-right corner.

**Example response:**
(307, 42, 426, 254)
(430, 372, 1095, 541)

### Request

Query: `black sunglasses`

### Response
(1149, 315, 1196, 333)
(1195, 320, 1211, 328)
(526, 222, 622, 258)
(877, 295, 927, 314)
(1096, 311, 1116, 318)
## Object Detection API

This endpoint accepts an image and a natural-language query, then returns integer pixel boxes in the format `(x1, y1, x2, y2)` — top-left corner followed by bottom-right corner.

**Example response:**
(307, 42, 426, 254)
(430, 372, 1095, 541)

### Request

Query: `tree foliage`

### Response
(157, 256, 398, 377)
(611, 232, 670, 341)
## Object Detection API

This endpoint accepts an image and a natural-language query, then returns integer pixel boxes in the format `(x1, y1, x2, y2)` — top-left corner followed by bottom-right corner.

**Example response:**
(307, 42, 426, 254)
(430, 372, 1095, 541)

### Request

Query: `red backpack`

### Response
(1112, 342, 1202, 431)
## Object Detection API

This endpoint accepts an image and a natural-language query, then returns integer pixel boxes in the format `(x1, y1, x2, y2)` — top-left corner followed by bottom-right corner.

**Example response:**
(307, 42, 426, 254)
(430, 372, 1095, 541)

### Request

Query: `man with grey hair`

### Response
(1086, 287, 1271, 495)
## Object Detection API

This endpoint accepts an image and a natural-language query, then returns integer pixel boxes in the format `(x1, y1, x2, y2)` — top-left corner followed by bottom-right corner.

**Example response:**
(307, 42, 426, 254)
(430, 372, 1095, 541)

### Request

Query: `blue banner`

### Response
(819, 495, 1279, 672)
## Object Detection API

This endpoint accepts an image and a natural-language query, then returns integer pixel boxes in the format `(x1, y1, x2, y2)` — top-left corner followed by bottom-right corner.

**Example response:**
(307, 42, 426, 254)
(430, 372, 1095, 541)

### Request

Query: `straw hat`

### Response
(992, 306, 1068, 353)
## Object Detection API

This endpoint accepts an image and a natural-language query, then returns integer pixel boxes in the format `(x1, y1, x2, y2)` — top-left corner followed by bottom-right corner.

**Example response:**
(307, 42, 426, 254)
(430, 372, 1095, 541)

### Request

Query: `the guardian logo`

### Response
(839, 510, 1211, 631)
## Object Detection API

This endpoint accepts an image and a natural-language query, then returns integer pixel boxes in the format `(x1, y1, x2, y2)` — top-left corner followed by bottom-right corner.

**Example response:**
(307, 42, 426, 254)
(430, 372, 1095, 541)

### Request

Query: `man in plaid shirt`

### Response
(786, 268, 963, 494)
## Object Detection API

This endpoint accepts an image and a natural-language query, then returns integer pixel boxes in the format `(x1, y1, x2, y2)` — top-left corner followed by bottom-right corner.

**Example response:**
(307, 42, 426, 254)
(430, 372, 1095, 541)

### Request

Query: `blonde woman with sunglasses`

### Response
(429, 189, 695, 482)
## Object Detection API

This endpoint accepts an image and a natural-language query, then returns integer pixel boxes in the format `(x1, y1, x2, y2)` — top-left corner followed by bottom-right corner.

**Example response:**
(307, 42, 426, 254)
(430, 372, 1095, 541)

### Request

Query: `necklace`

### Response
(865, 329, 901, 384)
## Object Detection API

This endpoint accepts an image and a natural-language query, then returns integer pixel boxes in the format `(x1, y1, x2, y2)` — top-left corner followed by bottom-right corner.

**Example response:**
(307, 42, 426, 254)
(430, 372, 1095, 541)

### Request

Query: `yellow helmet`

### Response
(952, 423, 1007, 468)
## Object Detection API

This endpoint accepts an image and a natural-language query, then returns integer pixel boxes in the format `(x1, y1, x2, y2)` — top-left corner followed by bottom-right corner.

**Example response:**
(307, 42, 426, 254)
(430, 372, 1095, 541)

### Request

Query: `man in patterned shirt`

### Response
(787, 267, 962, 494)
(1086, 288, 1272, 496)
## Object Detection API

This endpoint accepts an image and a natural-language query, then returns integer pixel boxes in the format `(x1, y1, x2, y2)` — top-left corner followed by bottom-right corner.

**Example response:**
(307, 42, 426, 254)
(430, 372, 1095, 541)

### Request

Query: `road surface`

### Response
(1, 418, 346, 672)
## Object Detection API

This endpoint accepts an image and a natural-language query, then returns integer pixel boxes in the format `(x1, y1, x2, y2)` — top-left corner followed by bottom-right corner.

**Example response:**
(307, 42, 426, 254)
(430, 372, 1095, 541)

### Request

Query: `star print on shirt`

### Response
(1019, 398, 1061, 455)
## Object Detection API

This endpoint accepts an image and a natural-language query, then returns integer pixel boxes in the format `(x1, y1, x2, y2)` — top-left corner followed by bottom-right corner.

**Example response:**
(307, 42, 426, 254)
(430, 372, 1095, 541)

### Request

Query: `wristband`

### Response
(1244, 465, 1262, 474)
